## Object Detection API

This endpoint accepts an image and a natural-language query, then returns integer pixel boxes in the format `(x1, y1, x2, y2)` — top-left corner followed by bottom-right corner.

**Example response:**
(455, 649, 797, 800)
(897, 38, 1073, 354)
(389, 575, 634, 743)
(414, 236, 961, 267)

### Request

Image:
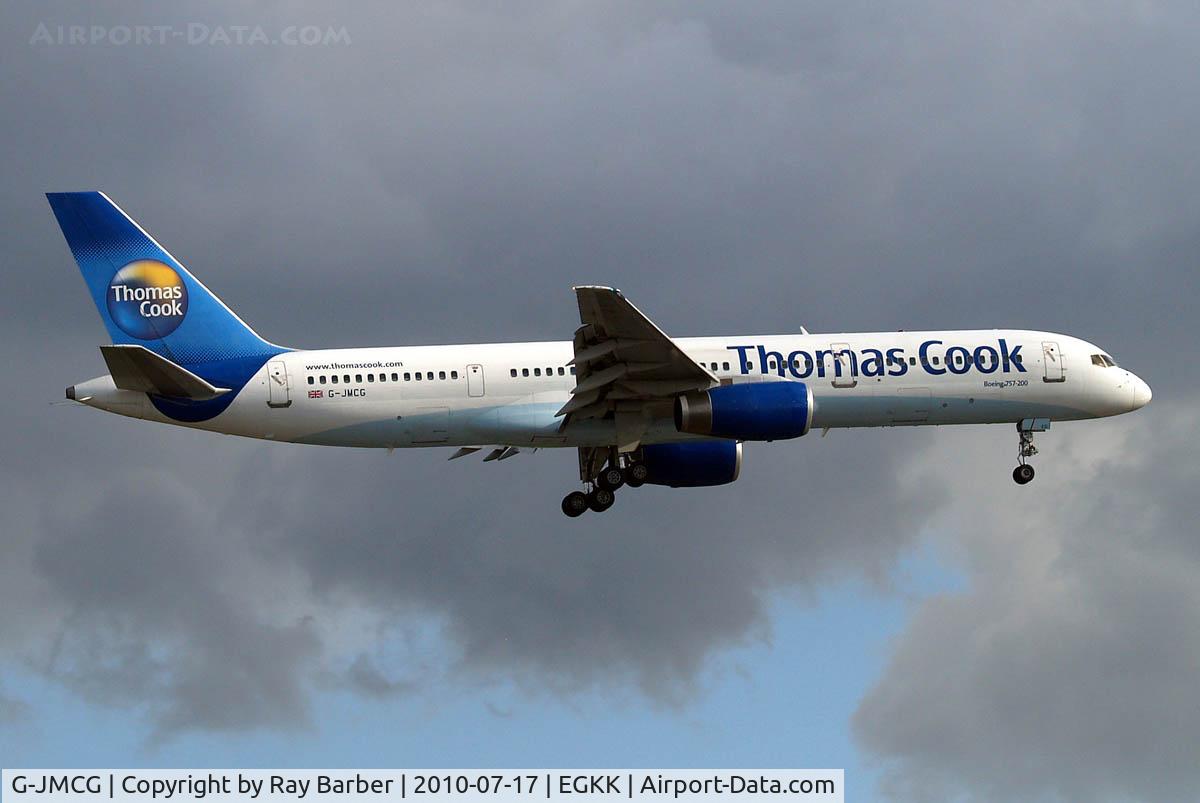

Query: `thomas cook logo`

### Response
(106, 260, 188, 339)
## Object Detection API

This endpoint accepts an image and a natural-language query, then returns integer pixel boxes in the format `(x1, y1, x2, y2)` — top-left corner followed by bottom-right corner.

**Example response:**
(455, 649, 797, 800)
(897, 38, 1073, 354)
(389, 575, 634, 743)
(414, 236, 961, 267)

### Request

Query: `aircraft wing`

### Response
(559, 286, 717, 449)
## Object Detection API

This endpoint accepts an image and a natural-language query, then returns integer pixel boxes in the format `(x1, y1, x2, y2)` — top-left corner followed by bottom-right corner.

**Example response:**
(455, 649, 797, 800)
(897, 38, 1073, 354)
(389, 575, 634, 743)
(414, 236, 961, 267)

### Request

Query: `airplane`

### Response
(49, 192, 1152, 516)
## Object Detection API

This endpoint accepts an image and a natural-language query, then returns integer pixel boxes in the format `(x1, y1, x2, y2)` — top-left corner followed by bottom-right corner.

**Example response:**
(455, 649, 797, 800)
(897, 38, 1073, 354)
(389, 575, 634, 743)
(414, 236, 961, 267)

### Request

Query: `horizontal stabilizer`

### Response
(100, 344, 231, 400)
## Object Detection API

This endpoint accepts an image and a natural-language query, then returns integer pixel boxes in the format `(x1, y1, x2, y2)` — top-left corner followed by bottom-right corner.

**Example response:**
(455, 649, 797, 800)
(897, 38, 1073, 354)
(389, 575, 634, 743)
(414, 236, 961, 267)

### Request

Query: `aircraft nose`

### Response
(1130, 376, 1152, 411)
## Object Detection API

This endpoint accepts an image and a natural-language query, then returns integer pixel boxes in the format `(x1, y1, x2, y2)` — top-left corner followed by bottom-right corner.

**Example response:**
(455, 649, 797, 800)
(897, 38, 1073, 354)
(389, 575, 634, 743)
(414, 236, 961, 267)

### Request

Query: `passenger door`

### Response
(267, 360, 291, 407)
(830, 342, 857, 388)
(1042, 341, 1065, 383)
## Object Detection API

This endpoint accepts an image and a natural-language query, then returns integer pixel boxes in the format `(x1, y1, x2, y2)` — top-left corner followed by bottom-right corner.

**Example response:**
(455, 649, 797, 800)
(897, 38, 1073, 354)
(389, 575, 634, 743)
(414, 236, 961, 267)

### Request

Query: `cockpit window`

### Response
(1091, 354, 1119, 368)
(1103, 354, 1117, 367)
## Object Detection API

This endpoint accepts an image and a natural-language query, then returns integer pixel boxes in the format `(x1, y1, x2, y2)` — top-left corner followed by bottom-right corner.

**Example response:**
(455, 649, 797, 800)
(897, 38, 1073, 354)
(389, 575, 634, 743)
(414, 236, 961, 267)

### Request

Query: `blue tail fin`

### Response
(47, 192, 286, 386)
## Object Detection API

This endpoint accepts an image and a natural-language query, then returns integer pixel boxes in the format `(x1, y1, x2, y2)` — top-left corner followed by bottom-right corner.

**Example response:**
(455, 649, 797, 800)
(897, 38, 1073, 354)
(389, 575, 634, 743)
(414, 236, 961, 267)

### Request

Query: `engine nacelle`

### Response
(640, 441, 742, 487)
(674, 381, 813, 441)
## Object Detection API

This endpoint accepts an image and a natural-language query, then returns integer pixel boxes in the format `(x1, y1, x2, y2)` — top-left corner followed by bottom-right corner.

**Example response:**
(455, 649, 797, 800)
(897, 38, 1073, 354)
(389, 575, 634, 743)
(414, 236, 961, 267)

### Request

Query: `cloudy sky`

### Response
(2, 2, 1197, 800)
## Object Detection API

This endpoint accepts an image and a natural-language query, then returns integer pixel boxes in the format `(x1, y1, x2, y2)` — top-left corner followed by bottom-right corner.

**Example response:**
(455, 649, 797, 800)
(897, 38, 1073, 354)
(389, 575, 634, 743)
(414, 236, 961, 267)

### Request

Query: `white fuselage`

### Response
(72, 329, 1151, 449)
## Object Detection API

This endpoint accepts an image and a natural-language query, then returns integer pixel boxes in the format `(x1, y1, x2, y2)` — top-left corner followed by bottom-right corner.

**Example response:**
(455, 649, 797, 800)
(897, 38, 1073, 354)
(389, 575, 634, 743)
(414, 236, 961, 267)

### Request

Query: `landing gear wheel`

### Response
(598, 466, 625, 491)
(587, 487, 615, 512)
(561, 491, 589, 517)
(1013, 464, 1035, 485)
(623, 462, 648, 488)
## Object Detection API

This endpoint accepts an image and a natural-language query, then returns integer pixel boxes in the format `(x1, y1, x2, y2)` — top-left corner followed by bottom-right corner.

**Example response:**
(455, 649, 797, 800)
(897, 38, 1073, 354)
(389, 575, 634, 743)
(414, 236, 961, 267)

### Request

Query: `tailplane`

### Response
(46, 192, 285, 384)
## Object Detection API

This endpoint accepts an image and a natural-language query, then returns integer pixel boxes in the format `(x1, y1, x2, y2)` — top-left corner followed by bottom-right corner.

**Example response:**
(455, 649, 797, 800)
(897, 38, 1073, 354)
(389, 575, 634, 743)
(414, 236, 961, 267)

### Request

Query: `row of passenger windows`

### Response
(305, 350, 1036, 387)
(307, 370, 459, 386)
(510, 366, 576, 378)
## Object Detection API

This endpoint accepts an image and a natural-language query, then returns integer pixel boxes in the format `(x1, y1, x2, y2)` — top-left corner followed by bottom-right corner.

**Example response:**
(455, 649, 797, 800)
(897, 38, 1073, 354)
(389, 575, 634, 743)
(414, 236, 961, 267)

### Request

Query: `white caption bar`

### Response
(2, 771, 841, 803)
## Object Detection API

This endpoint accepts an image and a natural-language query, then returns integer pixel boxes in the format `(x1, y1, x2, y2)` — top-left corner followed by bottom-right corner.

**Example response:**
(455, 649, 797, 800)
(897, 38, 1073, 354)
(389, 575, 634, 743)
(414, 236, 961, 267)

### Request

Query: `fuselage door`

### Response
(889, 387, 932, 424)
(830, 342, 857, 388)
(467, 364, 485, 397)
(267, 360, 291, 407)
(1042, 341, 1066, 383)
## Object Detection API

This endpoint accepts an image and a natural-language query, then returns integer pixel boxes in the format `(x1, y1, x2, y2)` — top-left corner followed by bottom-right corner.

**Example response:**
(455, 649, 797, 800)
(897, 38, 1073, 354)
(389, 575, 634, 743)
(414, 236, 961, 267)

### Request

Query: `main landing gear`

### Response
(561, 449, 648, 517)
(1012, 418, 1050, 485)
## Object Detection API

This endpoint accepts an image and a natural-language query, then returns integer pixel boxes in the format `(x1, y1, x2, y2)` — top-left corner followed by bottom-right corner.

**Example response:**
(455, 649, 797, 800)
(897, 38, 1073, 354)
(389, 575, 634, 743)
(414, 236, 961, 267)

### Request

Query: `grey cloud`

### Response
(0, 1, 1196, 798)
(854, 406, 1200, 802)
(345, 655, 418, 700)
(32, 467, 321, 735)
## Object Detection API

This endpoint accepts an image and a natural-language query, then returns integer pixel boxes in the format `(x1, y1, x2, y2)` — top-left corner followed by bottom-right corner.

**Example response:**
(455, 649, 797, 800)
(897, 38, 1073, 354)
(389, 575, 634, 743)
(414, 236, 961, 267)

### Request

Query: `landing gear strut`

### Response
(562, 448, 647, 516)
(1013, 418, 1049, 485)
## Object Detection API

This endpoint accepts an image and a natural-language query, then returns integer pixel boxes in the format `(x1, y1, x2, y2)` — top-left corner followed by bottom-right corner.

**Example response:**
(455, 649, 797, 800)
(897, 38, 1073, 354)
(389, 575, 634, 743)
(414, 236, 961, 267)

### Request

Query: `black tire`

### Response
(1013, 464, 1035, 485)
(598, 466, 625, 491)
(561, 491, 589, 517)
(625, 462, 649, 487)
(588, 487, 615, 512)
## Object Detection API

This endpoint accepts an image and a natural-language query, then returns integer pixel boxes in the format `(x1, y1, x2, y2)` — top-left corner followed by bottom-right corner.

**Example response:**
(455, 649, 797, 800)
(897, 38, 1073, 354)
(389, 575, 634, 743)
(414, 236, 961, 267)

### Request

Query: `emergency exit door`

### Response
(466, 364, 485, 397)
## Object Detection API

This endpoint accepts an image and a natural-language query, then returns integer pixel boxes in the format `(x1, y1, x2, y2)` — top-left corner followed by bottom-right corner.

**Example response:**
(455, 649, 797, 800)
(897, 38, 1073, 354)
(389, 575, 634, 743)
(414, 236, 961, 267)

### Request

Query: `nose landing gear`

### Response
(1013, 418, 1049, 485)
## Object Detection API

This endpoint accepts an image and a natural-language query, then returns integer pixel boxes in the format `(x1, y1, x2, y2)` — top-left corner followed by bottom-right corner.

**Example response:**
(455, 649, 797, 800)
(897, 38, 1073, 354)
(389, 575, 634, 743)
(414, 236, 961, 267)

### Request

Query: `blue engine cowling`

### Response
(640, 441, 742, 487)
(674, 381, 813, 441)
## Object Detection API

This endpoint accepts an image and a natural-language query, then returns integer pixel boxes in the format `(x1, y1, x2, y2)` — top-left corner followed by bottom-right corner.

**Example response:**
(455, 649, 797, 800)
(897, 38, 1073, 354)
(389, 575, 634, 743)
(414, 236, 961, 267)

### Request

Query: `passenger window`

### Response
(331, 375, 339, 384)
(368, 374, 374, 382)
(558, 367, 565, 375)
(319, 375, 327, 385)
(723, 362, 730, 370)
(344, 375, 350, 383)
(426, 372, 433, 380)
(415, 373, 422, 381)
(404, 372, 411, 381)
(353, 374, 360, 383)
(909, 357, 917, 366)
(391, 373, 398, 381)
(511, 369, 518, 377)
(932, 357, 940, 365)
(1014, 355, 1023, 365)
(534, 368, 542, 376)
(307, 376, 314, 385)
(769, 360, 777, 370)
(439, 371, 446, 380)
(569, 366, 576, 375)
(523, 368, 529, 377)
